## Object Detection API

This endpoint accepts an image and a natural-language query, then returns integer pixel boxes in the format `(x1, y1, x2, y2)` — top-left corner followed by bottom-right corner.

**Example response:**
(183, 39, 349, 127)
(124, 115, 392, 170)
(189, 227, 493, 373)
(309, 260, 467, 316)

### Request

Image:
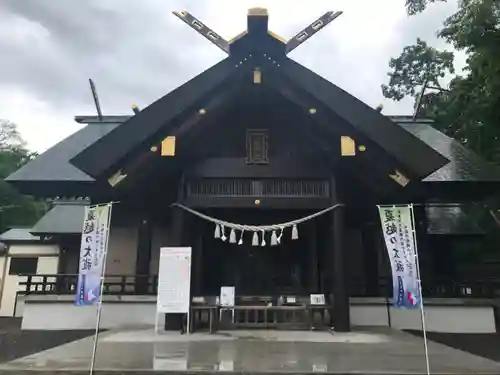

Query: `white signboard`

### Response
(286, 296, 297, 304)
(157, 247, 192, 313)
(220, 286, 235, 307)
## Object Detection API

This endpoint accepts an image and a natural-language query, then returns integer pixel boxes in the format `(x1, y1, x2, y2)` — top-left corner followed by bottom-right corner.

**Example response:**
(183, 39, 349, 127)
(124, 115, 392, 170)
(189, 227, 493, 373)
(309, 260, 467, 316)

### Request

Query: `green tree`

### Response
(405, 0, 447, 15)
(0, 119, 46, 234)
(384, 0, 500, 164)
(387, 0, 500, 265)
(381, 38, 455, 101)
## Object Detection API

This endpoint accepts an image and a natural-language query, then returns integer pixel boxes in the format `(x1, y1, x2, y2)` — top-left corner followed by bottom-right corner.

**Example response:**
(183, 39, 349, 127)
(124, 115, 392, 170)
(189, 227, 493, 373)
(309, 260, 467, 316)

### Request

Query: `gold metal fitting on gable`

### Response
(341, 136, 356, 156)
(161, 136, 176, 156)
(389, 169, 410, 187)
(253, 68, 262, 84)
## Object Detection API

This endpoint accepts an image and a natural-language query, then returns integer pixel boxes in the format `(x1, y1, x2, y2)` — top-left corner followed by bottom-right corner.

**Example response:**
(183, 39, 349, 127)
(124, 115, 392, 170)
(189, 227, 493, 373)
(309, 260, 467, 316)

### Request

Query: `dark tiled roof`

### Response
(392, 117, 500, 182)
(6, 123, 120, 183)
(30, 201, 87, 235)
(0, 228, 40, 242)
(7, 114, 500, 185)
(426, 204, 484, 235)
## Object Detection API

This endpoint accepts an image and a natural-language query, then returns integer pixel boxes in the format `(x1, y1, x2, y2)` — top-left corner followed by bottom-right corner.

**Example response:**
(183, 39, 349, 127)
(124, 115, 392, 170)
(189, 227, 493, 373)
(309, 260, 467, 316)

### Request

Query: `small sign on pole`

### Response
(156, 247, 192, 333)
(310, 294, 325, 305)
(219, 286, 235, 324)
(220, 286, 235, 307)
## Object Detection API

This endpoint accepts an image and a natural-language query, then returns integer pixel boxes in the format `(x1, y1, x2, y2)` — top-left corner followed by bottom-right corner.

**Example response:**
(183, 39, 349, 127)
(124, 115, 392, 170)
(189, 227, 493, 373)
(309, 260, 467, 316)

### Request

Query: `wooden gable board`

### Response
(68, 57, 448, 182)
(70, 58, 241, 178)
(277, 58, 449, 179)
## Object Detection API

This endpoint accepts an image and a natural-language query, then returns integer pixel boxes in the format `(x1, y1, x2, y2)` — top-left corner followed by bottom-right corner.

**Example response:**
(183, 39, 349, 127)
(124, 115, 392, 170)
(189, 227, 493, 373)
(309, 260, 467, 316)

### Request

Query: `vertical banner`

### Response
(75, 204, 111, 306)
(378, 205, 421, 308)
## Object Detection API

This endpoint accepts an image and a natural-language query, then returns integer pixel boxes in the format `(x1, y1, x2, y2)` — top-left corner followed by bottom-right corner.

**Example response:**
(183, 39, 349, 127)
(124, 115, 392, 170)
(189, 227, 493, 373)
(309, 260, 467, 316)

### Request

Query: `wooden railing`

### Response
(18, 274, 500, 299)
(18, 274, 158, 295)
(350, 276, 500, 299)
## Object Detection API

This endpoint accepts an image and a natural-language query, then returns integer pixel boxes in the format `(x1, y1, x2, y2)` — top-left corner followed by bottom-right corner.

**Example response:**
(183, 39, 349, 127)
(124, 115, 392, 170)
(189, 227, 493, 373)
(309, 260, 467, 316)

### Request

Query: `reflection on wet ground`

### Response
(1, 328, 500, 374)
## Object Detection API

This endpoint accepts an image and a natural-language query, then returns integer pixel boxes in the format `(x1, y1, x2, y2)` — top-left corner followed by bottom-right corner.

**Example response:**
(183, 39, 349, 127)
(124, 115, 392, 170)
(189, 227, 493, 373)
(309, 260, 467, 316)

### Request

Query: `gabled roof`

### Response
(68, 10, 448, 181)
(7, 113, 499, 193)
(70, 58, 240, 178)
(274, 58, 448, 179)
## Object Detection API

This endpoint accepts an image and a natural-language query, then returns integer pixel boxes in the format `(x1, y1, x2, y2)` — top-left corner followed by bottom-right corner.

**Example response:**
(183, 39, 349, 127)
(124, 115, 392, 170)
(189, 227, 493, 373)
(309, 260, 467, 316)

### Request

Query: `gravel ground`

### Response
(0, 318, 99, 363)
(407, 330, 500, 362)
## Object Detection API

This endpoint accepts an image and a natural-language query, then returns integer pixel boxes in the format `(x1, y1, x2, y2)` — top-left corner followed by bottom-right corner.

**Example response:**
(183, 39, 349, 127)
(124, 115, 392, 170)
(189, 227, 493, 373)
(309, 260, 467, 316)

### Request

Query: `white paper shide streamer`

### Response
(172, 203, 344, 247)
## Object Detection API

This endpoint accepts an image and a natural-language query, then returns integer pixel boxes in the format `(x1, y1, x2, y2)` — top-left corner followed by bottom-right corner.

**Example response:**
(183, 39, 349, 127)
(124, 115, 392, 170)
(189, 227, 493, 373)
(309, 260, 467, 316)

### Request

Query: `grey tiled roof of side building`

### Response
(0, 228, 40, 242)
(30, 202, 86, 235)
(425, 203, 484, 235)
(5, 122, 120, 182)
(394, 118, 500, 182)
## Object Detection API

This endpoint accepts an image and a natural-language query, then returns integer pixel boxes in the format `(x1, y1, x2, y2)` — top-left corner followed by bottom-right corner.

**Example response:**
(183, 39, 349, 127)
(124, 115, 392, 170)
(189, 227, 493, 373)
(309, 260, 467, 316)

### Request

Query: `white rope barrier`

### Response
(171, 202, 344, 246)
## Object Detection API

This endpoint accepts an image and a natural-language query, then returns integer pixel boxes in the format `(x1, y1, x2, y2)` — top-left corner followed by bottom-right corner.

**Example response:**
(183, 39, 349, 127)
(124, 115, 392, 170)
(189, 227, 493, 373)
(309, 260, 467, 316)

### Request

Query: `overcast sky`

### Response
(0, 0, 461, 152)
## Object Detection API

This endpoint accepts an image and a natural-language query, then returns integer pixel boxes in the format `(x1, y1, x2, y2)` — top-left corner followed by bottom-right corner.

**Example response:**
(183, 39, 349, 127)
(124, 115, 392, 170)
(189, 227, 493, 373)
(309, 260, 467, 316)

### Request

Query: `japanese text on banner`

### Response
(75, 205, 111, 306)
(378, 205, 420, 308)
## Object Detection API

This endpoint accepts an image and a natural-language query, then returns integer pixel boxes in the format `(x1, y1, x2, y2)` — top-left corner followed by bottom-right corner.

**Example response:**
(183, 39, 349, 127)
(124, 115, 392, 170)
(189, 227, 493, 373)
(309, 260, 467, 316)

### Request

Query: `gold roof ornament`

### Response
(248, 7, 268, 16)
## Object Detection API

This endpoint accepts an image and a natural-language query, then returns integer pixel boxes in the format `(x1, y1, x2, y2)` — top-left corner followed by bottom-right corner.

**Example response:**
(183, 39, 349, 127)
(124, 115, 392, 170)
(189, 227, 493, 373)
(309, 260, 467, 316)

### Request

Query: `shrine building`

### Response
(5, 8, 500, 333)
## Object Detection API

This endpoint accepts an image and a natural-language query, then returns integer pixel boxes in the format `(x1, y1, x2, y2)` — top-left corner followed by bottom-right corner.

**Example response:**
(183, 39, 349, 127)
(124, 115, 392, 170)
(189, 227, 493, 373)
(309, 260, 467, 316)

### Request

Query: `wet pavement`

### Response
(1, 328, 500, 374)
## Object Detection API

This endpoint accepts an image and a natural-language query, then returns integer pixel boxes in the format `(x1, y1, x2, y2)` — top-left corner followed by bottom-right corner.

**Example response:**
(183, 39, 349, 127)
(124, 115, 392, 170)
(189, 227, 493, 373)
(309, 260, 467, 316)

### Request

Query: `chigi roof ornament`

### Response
(172, 8, 343, 56)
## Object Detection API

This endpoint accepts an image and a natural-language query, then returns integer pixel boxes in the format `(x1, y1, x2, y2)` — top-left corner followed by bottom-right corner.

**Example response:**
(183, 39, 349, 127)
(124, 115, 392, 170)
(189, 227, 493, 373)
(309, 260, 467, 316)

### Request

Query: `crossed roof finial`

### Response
(173, 8, 343, 55)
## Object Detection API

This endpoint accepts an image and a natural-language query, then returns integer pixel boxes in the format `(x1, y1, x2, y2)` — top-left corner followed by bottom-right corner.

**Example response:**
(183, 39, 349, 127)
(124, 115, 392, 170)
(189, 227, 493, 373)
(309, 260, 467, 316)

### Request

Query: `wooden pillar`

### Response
(164, 177, 187, 331)
(330, 176, 350, 332)
(361, 223, 380, 296)
(135, 217, 152, 294)
(414, 204, 432, 287)
(170, 206, 185, 246)
(192, 221, 203, 296)
(331, 204, 350, 331)
(56, 238, 69, 293)
(318, 217, 329, 295)
(308, 221, 319, 293)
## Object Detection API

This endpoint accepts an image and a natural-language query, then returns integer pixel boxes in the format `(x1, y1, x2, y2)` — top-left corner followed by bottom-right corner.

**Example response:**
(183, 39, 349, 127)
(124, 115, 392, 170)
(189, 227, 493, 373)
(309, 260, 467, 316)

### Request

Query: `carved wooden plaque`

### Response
(246, 129, 269, 164)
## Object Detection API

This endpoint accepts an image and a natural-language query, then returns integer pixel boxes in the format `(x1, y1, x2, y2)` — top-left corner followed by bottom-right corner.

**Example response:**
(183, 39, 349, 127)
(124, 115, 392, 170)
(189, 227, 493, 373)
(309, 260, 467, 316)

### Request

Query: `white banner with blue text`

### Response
(378, 205, 421, 309)
(75, 204, 111, 306)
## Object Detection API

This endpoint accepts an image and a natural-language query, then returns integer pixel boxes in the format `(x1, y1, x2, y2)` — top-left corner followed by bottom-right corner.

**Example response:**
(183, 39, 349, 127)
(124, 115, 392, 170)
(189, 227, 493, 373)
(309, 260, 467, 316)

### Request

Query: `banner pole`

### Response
(89, 203, 113, 375)
(385, 283, 392, 328)
(410, 204, 430, 375)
